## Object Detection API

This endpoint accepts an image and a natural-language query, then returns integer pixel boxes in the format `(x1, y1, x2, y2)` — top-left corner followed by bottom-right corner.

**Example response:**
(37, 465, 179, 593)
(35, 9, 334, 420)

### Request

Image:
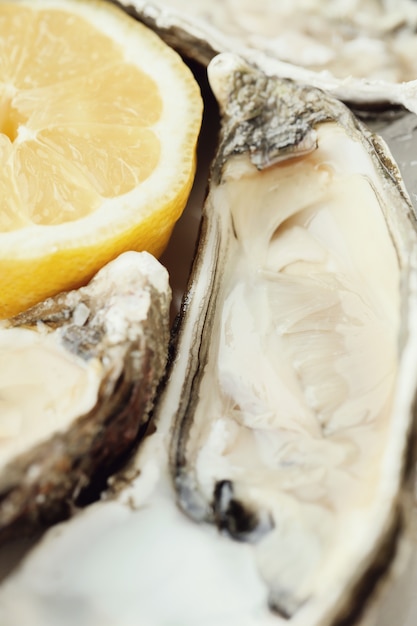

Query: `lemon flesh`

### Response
(0, 0, 203, 318)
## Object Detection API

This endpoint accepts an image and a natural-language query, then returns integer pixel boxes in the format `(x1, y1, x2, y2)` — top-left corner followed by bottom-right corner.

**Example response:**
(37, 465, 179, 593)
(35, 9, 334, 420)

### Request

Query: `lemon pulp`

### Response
(0, 0, 203, 318)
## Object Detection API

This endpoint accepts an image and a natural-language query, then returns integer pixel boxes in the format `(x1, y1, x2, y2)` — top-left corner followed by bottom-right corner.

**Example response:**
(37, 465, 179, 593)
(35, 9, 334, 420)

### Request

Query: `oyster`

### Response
(129, 0, 417, 82)
(165, 54, 417, 623)
(0, 251, 170, 542)
(112, 0, 417, 113)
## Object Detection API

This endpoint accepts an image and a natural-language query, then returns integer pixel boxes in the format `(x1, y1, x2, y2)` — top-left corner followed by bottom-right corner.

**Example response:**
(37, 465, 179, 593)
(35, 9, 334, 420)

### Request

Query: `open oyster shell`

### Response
(154, 0, 417, 84)
(0, 251, 170, 542)
(165, 54, 417, 623)
(112, 0, 417, 113)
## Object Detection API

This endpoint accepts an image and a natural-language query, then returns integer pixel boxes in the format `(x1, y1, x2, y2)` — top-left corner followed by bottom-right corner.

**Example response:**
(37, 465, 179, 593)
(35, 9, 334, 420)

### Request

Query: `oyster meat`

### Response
(113, 0, 417, 113)
(165, 54, 417, 623)
(0, 251, 170, 542)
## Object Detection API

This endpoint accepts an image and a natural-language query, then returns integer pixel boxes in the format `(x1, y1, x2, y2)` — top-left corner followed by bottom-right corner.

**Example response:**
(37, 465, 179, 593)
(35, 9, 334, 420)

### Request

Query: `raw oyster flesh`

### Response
(0, 251, 170, 543)
(112, 0, 417, 113)
(166, 54, 417, 624)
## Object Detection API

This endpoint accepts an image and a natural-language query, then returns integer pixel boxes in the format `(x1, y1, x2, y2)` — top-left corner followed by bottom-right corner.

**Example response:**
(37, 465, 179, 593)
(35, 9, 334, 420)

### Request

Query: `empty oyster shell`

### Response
(164, 54, 417, 623)
(0, 251, 170, 542)
(113, 0, 417, 113)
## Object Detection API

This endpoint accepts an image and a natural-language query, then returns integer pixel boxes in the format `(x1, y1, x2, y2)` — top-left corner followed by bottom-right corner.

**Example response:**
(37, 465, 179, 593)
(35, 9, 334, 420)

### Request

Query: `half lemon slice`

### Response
(0, 0, 203, 318)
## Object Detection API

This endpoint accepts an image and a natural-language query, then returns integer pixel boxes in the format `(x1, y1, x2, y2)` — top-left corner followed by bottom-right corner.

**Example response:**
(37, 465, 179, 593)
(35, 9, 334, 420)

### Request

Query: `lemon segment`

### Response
(0, 0, 203, 318)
